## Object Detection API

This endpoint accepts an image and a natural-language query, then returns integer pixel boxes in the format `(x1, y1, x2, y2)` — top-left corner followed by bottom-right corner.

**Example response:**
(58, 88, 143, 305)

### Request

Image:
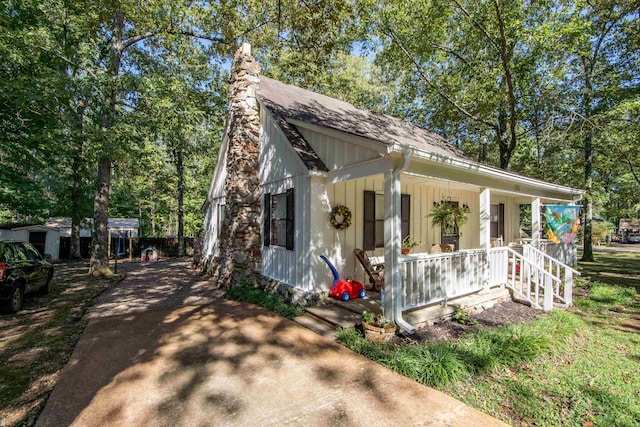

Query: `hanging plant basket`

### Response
(330, 205, 352, 230)
(428, 201, 469, 229)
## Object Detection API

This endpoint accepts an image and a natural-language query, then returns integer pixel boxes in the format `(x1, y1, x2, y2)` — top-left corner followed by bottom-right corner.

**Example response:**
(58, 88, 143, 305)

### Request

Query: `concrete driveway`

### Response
(37, 260, 506, 426)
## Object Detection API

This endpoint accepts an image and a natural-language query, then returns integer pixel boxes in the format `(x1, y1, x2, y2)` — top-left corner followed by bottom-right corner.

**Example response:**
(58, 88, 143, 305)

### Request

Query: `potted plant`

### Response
(428, 201, 469, 230)
(361, 310, 396, 342)
(401, 236, 420, 255)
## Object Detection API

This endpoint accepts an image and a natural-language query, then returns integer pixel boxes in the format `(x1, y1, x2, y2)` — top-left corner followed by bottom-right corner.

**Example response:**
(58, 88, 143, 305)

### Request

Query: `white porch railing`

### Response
(399, 245, 579, 315)
(489, 246, 579, 310)
(523, 244, 580, 306)
(488, 248, 508, 287)
(400, 249, 487, 311)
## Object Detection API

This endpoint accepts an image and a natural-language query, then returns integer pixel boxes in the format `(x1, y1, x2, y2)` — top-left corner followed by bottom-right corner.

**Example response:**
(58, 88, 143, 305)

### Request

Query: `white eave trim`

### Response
(11, 225, 60, 232)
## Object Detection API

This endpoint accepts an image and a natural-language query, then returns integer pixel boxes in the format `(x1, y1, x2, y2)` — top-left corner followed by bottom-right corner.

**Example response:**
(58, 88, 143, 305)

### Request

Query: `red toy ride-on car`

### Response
(320, 255, 366, 302)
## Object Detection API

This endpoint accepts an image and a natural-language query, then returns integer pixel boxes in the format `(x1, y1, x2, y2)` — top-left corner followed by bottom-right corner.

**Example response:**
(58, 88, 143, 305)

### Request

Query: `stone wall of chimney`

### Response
(208, 43, 262, 287)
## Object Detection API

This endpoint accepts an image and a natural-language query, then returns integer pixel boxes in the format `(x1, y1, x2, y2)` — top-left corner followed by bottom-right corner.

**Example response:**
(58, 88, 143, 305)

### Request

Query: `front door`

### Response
(441, 201, 459, 250)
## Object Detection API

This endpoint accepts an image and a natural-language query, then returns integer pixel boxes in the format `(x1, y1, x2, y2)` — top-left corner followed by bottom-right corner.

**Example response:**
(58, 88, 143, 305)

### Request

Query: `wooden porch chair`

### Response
(353, 249, 384, 292)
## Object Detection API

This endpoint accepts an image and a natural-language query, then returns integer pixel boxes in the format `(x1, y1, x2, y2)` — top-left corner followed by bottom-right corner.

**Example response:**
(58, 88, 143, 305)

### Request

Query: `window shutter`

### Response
(498, 203, 505, 238)
(286, 188, 295, 250)
(401, 194, 411, 240)
(263, 193, 271, 247)
(363, 191, 375, 251)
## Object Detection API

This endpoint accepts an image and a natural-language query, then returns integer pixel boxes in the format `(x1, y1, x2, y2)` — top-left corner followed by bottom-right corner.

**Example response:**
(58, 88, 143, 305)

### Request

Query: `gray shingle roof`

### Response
(45, 217, 139, 229)
(257, 76, 470, 163)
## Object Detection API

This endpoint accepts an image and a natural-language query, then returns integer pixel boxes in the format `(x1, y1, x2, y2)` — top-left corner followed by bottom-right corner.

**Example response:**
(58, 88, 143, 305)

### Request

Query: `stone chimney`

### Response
(210, 43, 262, 287)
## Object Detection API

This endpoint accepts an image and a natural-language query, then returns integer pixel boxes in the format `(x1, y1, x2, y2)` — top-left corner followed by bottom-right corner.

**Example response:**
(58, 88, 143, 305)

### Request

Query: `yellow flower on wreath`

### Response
(330, 205, 352, 230)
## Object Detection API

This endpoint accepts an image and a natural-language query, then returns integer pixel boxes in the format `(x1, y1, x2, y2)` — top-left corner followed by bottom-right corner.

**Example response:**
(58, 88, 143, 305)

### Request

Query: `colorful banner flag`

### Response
(544, 205, 581, 244)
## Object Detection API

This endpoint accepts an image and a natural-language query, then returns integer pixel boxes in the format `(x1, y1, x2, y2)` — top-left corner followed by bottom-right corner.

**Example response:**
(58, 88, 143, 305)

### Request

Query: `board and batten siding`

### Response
(259, 109, 307, 185)
(203, 196, 224, 259)
(259, 108, 313, 290)
(314, 177, 522, 288)
(297, 127, 381, 170)
(202, 131, 228, 260)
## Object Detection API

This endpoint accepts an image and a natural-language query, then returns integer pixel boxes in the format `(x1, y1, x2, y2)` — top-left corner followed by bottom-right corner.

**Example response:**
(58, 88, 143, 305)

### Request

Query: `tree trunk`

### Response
(70, 104, 85, 259)
(89, 155, 112, 274)
(581, 131, 595, 262)
(151, 198, 156, 236)
(176, 148, 185, 257)
(496, 107, 511, 169)
(580, 65, 595, 262)
(478, 138, 487, 163)
(89, 10, 124, 275)
(70, 155, 82, 259)
(494, 1, 518, 171)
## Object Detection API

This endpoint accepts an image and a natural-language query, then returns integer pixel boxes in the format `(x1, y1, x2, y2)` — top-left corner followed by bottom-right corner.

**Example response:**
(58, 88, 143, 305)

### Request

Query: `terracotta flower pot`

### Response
(362, 320, 397, 342)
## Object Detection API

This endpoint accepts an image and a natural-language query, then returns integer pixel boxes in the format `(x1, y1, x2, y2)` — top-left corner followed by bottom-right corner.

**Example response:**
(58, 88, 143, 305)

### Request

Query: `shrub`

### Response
(338, 319, 555, 388)
(224, 282, 305, 319)
(407, 343, 469, 386)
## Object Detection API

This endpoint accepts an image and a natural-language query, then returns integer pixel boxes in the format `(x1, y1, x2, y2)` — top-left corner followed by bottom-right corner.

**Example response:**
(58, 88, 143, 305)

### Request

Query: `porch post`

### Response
(532, 198, 541, 248)
(309, 175, 332, 292)
(479, 188, 491, 293)
(383, 168, 401, 322)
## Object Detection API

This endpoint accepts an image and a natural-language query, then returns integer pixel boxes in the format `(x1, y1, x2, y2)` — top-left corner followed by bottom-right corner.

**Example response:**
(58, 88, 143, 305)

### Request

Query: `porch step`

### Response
(511, 292, 569, 310)
(305, 305, 364, 329)
(512, 294, 534, 307)
(328, 294, 383, 317)
(292, 315, 337, 339)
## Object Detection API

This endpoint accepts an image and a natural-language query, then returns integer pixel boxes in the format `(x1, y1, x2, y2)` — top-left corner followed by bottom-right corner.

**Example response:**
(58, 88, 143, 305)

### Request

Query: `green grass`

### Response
(224, 281, 306, 319)
(0, 261, 118, 425)
(338, 249, 640, 426)
(574, 282, 637, 312)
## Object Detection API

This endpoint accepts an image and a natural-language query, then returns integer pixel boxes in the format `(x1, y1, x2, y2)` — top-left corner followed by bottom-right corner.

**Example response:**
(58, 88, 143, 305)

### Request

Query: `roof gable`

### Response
(257, 76, 469, 162)
(264, 106, 328, 172)
(254, 76, 582, 200)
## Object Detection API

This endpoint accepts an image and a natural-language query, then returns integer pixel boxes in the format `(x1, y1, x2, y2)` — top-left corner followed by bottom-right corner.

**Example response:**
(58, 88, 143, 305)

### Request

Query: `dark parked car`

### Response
(0, 241, 54, 313)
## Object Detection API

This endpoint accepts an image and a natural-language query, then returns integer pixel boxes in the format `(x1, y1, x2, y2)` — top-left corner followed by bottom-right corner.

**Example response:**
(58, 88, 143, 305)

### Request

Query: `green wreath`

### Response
(330, 205, 352, 230)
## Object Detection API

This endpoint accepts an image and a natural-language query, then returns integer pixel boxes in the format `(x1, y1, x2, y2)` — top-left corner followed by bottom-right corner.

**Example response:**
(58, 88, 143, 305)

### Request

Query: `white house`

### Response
(0, 218, 140, 260)
(204, 44, 583, 332)
(1, 225, 61, 258)
(45, 217, 139, 238)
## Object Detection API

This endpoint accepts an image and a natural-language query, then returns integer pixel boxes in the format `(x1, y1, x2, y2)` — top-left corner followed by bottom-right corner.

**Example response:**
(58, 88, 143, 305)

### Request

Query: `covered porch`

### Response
(320, 151, 583, 333)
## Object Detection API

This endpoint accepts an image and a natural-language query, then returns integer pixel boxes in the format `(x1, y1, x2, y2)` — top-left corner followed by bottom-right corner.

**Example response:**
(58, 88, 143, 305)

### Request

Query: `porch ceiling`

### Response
(401, 173, 547, 203)
(325, 153, 582, 204)
(402, 155, 582, 203)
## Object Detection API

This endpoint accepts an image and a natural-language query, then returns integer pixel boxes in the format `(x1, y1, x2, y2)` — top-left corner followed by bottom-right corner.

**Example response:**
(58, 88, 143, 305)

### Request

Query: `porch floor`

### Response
(293, 287, 513, 338)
